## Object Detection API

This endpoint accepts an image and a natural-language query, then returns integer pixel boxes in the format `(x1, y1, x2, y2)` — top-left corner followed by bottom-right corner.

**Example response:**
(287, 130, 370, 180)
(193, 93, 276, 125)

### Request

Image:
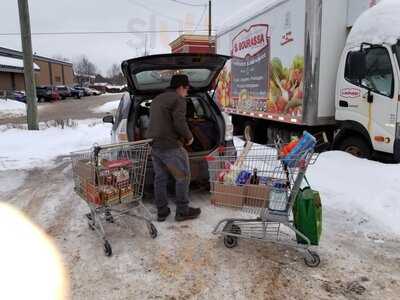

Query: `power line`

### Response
(0, 29, 217, 36)
(129, 0, 182, 23)
(194, 5, 208, 31)
(168, 0, 207, 7)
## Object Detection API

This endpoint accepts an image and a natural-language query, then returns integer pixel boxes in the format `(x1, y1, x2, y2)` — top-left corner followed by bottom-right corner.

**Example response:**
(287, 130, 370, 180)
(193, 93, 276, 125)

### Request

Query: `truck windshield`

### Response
(395, 44, 400, 70)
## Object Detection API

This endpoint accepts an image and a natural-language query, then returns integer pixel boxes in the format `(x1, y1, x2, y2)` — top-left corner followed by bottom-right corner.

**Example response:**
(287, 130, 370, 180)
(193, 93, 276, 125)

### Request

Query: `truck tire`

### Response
(339, 136, 372, 159)
(243, 122, 255, 142)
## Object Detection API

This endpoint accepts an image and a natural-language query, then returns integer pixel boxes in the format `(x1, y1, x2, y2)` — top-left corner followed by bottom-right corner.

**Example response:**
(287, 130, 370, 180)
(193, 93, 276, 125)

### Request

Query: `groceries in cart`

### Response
(281, 131, 316, 168)
(70, 140, 157, 257)
(74, 158, 135, 206)
(206, 132, 322, 267)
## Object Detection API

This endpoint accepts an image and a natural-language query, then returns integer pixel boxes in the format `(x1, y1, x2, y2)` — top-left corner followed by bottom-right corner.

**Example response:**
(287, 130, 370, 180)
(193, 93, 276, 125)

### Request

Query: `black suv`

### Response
(36, 86, 60, 102)
(103, 53, 233, 183)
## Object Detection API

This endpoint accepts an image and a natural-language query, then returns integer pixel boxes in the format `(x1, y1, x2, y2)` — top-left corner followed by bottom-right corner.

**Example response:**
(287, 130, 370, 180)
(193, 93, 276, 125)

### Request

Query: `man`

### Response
(146, 74, 201, 222)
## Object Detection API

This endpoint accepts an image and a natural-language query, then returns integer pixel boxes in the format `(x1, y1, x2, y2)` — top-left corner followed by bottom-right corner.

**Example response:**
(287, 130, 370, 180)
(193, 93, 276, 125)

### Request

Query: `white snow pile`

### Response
(0, 119, 112, 171)
(348, 0, 400, 45)
(217, 0, 281, 34)
(92, 100, 120, 113)
(0, 99, 26, 118)
(308, 151, 400, 236)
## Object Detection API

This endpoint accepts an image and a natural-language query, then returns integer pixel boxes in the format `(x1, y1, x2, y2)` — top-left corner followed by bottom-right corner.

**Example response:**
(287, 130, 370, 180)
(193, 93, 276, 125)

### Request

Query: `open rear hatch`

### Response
(121, 53, 230, 95)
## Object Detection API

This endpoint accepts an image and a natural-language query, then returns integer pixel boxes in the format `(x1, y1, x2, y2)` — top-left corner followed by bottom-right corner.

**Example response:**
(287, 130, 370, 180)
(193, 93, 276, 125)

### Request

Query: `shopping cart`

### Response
(70, 139, 157, 256)
(206, 139, 320, 267)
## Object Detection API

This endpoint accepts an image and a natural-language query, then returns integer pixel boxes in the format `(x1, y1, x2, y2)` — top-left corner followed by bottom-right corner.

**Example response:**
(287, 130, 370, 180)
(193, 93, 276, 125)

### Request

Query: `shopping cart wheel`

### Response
(224, 235, 238, 248)
(105, 210, 114, 223)
(104, 240, 112, 257)
(149, 223, 158, 239)
(304, 251, 320, 267)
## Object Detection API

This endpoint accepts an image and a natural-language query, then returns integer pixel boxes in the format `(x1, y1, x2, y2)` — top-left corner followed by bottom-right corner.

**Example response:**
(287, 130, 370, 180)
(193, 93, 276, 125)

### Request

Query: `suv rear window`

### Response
(134, 69, 213, 91)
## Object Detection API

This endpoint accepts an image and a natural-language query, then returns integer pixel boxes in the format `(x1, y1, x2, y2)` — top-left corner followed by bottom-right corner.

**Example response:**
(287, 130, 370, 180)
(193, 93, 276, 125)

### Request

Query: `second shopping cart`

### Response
(206, 133, 321, 267)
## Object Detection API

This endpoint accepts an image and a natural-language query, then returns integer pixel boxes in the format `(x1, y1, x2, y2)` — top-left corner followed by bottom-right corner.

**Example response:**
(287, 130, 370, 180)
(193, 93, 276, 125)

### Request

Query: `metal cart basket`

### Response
(206, 140, 320, 267)
(70, 139, 157, 256)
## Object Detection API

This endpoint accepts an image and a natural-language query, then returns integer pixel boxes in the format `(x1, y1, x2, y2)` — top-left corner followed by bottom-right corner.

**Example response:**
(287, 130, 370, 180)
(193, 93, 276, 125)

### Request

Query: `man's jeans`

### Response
(151, 147, 191, 212)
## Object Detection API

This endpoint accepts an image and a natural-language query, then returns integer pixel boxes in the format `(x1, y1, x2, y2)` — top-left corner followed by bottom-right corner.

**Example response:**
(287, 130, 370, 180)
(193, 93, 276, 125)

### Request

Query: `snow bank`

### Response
(92, 100, 120, 113)
(217, 0, 281, 35)
(0, 119, 112, 171)
(347, 0, 400, 45)
(308, 151, 400, 235)
(0, 99, 26, 118)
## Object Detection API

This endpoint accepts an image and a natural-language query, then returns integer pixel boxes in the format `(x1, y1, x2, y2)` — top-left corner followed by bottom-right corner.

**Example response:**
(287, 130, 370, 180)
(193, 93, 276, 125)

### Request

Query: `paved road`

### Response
(0, 93, 124, 125)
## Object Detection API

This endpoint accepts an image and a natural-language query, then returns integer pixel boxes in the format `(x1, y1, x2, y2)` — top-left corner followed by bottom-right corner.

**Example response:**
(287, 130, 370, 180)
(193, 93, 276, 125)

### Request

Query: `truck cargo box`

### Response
(215, 0, 348, 126)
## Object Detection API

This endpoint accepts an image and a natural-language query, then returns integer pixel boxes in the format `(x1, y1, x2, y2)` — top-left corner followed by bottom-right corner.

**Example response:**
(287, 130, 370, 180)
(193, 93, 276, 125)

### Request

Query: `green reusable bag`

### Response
(293, 185, 322, 246)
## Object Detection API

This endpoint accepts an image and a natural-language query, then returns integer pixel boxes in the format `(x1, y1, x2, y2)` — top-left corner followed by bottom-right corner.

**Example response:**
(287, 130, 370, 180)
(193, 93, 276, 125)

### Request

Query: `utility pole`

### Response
(208, 0, 212, 52)
(208, 0, 212, 37)
(18, 0, 38, 130)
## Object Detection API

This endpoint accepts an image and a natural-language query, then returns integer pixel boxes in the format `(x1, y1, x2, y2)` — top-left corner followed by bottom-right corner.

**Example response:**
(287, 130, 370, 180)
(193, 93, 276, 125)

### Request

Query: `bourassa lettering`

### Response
(234, 33, 265, 54)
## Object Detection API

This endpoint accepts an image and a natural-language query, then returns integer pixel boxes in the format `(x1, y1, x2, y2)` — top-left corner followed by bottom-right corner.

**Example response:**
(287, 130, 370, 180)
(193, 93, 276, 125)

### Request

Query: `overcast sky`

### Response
(0, 0, 256, 75)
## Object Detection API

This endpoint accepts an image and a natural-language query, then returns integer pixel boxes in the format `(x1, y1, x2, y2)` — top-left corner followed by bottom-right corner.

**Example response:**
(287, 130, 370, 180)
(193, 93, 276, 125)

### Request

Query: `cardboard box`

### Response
(210, 182, 246, 208)
(245, 184, 270, 208)
(85, 182, 102, 205)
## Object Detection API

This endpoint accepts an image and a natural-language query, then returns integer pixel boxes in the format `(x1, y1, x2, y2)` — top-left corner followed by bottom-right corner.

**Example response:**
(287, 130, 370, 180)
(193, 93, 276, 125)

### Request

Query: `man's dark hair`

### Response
(170, 74, 190, 89)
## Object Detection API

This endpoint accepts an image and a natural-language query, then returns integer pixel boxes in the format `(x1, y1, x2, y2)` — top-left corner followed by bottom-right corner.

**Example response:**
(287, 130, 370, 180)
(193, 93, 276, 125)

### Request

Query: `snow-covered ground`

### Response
(0, 119, 112, 171)
(0, 129, 399, 298)
(0, 99, 27, 118)
(92, 100, 120, 113)
(308, 151, 400, 236)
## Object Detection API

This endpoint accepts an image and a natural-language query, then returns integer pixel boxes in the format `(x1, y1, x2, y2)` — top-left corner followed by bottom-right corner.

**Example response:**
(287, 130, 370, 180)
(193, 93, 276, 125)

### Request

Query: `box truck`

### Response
(215, 0, 400, 161)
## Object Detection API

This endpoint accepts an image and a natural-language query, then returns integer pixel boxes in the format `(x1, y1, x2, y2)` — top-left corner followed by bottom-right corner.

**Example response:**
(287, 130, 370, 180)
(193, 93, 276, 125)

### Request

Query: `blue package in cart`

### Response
(282, 131, 316, 167)
(235, 170, 252, 185)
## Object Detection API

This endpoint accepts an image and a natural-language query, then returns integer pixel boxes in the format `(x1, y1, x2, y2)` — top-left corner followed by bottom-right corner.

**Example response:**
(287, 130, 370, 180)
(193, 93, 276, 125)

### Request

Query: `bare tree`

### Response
(107, 63, 121, 78)
(74, 55, 97, 75)
(107, 63, 125, 85)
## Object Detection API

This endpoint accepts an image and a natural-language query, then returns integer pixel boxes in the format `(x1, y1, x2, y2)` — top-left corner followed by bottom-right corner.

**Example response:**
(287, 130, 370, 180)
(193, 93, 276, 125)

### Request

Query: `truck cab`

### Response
(334, 0, 400, 161)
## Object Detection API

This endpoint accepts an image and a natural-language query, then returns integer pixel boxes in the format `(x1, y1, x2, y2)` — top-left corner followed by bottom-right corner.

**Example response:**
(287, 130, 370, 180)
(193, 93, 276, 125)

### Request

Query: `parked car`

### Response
(3, 90, 27, 102)
(103, 53, 233, 184)
(90, 88, 102, 96)
(56, 85, 71, 99)
(69, 87, 84, 99)
(36, 86, 60, 102)
(74, 86, 92, 96)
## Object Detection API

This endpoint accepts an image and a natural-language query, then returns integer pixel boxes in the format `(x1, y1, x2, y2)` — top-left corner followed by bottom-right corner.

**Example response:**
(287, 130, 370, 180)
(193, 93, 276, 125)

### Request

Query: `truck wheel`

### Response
(244, 122, 255, 142)
(339, 136, 371, 159)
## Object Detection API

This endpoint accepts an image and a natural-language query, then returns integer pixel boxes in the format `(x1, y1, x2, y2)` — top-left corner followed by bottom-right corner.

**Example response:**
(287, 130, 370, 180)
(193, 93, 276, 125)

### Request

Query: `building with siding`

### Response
(169, 34, 215, 54)
(0, 47, 74, 91)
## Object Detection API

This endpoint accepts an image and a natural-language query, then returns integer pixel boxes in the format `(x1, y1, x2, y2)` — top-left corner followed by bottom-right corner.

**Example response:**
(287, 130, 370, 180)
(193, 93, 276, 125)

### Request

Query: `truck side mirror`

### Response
(348, 51, 367, 81)
(103, 115, 114, 124)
